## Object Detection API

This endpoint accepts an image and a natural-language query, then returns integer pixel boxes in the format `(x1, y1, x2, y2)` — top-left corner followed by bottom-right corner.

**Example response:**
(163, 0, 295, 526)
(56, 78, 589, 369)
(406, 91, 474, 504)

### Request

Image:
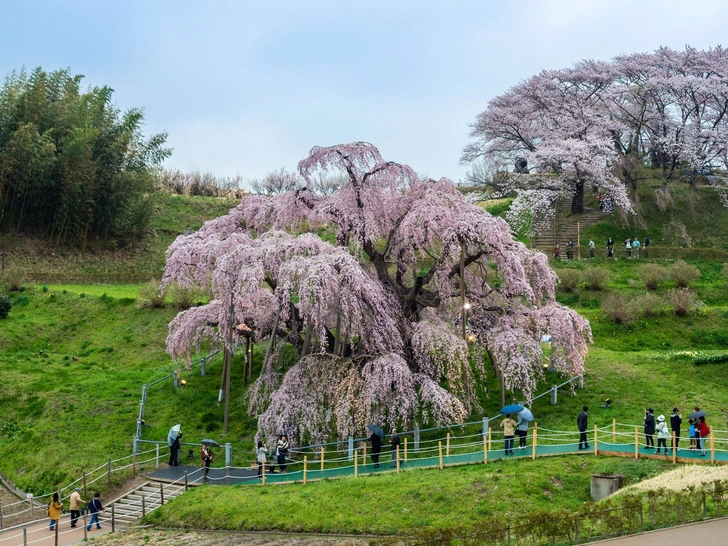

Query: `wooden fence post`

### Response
(303, 456, 308, 484)
(396, 446, 400, 473)
(0, 501, 3, 529)
(672, 432, 677, 464)
(711, 431, 715, 464)
(634, 428, 639, 459)
(594, 424, 598, 456)
(184, 471, 188, 491)
(363, 444, 367, 465)
(404, 438, 408, 462)
(446, 432, 450, 457)
(155, 444, 160, 469)
(107, 457, 111, 486)
(612, 419, 616, 443)
(438, 441, 443, 469)
(142, 495, 146, 518)
(354, 450, 358, 478)
(321, 447, 325, 471)
(160, 483, 164, 505)
(532, 423, 538, 460)
(488, 427, 492, 451)
(111, 503, 115, 533)
(132, 453, 136, 477)
(483, 436, 488, 464)
(262, 460, 266, 485)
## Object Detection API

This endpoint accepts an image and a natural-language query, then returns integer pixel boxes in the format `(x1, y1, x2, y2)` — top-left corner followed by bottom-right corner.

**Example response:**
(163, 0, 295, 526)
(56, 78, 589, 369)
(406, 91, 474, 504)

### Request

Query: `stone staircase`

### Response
(106, 481, 187, 526)
(532, 198, 605, 254)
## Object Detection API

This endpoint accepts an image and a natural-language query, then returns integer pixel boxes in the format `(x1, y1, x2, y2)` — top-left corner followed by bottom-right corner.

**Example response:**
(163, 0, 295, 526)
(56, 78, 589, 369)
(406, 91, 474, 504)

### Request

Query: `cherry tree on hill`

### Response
(163, 142, 591, 444)
(463, 45, 728, 218)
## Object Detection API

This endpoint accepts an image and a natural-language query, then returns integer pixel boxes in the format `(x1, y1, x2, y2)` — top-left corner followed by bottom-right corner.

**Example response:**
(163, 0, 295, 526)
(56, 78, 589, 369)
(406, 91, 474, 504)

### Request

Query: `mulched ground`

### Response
(90, 529, 369, 545)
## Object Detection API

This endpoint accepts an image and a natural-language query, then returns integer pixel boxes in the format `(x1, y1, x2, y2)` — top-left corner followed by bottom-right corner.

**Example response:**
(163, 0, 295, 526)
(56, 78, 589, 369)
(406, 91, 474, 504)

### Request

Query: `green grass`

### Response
(144, 455, 672, 534)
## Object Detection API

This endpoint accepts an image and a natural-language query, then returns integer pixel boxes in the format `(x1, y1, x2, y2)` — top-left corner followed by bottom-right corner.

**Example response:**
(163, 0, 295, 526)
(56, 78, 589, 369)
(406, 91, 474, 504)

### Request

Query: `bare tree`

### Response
(249, 168, 302, 195)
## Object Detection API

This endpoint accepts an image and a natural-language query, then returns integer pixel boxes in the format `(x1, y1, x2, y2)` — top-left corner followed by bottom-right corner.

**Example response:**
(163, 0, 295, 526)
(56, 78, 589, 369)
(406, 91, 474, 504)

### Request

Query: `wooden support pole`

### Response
(577, 221, 581, 260)
(460, 245, 466, 340)
(160, 483, 164, 505)
(672, 432, 677, 464)
(107, 457, 111, 486)
(156, 444, 160, 469)
(594, 424, 598, 456)
(438, 441, 443, 469)
(142, 495, 146, 518)
(132, 453, 136, 477)
(0, 501, 3, 529)
(612, 419, 616, 443)
(363, 444, 367, 465)
(262, 460, 266, 485)
(711, 432, 715, 464)
(396, 446, 400, 473)
(404, 438, 408, 462)
(483, 435, 488, 464)
(111, 503, 115, 533)
(635, 428, 639, 459)
(184, 471, 188, 491)
(303, 456, 308, 484)
(488, 427, 492, 451)
(320, 447, 325, 471)
(446, 432, 450, 457)
(532, 423, 538, 460)
(354, 450, 358, 478)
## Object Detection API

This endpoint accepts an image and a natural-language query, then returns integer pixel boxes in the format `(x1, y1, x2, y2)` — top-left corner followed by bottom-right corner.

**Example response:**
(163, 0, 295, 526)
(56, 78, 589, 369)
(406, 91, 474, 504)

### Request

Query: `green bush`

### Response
(670, 260, 701, 288)
(0, 293, 11, 318)
(583, 267, 610, 290)
(557, 269, 582, 292)
(638, 264, 668, 290)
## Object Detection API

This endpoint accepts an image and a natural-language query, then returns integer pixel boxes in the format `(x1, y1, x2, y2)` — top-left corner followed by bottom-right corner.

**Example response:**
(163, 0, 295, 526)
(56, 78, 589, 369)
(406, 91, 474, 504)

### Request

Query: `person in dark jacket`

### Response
(577, 406, 589, 449)
(369, 430, 382, 468)
(670, 408, 682, 449)
(389, 428, 401, 468)
(169, 432, 181, 466)
(643, 408, 655, 449)
(86, 492, 103, 531)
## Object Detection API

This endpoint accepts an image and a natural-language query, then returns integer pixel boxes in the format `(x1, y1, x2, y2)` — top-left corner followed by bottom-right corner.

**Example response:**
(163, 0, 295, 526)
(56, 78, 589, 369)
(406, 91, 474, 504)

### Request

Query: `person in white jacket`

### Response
(656, 415, 670, 454)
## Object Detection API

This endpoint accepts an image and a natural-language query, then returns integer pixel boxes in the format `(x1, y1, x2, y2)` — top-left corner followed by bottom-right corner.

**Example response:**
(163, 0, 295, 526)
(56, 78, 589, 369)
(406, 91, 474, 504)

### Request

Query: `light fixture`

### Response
(466, 333, 476, 343)
(180, 379, 188, 387)
(463, 302, 472, 310)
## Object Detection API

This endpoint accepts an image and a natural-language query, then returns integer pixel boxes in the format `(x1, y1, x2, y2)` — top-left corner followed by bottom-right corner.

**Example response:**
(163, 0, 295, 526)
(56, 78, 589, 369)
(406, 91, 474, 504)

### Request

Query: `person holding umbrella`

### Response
(200, 444, 214, 479)
(367, 425, 384, 468)
(500, 414, 517, 455)
(168, 424, 182, 466)
(516, 406, 533, 449)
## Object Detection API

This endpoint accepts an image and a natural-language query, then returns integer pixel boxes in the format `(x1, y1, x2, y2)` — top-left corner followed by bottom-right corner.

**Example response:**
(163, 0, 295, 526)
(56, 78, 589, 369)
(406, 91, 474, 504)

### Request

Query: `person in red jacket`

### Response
(697, 416, 710, 456)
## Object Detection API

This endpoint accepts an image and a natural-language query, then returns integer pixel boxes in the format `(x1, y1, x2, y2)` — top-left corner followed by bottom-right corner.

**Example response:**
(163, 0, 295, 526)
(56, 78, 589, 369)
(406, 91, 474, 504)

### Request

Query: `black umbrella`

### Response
(201, 439, 220, 447)
(689, 411, 706, 420)
(366, 424, 385, 439)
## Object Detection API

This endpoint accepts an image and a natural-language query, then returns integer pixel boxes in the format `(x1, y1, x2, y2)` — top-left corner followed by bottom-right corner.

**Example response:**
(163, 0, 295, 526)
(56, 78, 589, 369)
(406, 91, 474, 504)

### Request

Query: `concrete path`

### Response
(0, 515, 112, 546)
(148, 464, 258, 485)
(590, 516, 728, 545)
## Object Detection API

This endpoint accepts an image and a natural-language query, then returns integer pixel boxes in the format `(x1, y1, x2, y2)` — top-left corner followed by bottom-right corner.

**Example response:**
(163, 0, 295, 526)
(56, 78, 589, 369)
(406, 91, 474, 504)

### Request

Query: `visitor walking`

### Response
(697, 416, 710, 456)
(256, 441, 268, 477)
(48, 491, 62, 531)
(169, 431, 181, 466)
(516, 412, 529, 449)
(588, 238, 595, 258)
(607, 237, 614, 258)
(566, 239, 574, 259)
(632, 237, 640, 258)
(644, 408, 655, 449)
(554, 243, 560, 259)
(656, 415, 669, 454)
(670, 408, 682, 449)
(276, 435, 289, 473)
(500, 414, 517, 455)
(577, 406, 589, 449)
(86, 492, 103, 531)
(625, 239, 632, 258)
(200, 444, 213, 479)
(389, 428, 401, 468)
(644, 235, 650, 258)
(369, 428, 382, 468)
(69, 487, 84, 527)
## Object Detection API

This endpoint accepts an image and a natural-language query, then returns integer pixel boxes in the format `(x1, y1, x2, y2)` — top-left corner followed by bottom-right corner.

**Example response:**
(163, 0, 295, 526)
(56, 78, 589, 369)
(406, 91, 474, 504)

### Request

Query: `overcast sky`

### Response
(1, 0, 727, 185)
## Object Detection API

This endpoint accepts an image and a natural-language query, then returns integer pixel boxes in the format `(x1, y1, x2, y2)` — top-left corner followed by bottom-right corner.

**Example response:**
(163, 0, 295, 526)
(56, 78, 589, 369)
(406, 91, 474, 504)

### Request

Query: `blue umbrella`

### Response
(366, 424, 385, 439)
(500, 404, 524, 415)
(519, 407, 534, 422)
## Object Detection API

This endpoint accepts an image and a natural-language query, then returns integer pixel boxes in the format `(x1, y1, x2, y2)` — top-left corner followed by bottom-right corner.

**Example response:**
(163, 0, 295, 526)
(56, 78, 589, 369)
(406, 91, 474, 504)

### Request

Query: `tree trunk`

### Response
(571, 181, 584, 214)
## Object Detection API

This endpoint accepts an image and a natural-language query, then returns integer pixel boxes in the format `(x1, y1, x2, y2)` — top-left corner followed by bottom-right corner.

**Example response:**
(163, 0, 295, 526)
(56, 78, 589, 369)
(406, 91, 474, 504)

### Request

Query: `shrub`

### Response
(638, 264, 668, 290)
(0, 293, 11, 318)
(670, 260, 701, 288)
(665, 288, 702, 316)
(583, 267, 610, 290)
(137, 280, 165, 309)
(0, 267, 24, 292)
(631, 293, 663, 318)
(557, 270, 582, 292)
(601, 294, 631, 323)
(167, 283, 199, 309)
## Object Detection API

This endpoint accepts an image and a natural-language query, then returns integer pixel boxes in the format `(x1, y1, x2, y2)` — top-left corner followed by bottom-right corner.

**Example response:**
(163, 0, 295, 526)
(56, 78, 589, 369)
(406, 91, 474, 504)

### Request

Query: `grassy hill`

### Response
(0, 186, 728, 528)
